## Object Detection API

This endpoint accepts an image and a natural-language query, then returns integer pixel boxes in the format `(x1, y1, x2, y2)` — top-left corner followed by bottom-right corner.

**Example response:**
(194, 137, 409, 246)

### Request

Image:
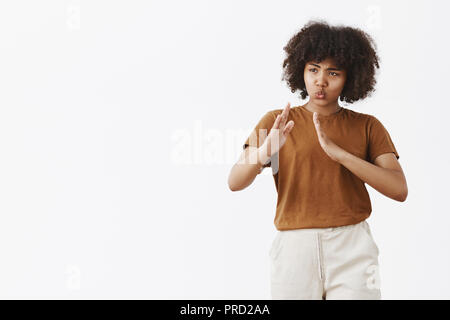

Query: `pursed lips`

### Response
(315, 90, 325, 97)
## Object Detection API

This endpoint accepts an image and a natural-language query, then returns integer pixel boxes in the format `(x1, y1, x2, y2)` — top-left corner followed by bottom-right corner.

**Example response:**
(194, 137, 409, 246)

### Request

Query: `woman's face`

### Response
(303, 57, 347, 105)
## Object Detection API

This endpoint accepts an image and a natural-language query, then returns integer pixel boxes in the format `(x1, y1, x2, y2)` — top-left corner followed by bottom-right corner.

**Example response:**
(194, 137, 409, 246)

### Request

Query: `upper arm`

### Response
(367, 116, 400, 163)
(374, 152, 404, 175)
(374, 152, 408, 200)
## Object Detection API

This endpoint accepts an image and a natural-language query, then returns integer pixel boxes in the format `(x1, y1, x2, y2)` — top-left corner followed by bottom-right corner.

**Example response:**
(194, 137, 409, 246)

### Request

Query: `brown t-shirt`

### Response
(243, 105, 400, 230)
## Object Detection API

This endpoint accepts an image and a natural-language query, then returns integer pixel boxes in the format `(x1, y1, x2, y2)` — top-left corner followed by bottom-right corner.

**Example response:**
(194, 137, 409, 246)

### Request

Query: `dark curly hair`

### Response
(281, 20, 380, 103)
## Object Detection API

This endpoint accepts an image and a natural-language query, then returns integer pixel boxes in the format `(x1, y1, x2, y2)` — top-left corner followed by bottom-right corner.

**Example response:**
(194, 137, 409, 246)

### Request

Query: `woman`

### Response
(228, 20, 408, 300)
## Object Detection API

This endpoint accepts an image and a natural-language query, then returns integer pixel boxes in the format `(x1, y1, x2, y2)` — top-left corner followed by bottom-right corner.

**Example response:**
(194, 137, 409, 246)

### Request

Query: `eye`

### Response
(329, 72, 339, 76)
(309, 68, 317, 72)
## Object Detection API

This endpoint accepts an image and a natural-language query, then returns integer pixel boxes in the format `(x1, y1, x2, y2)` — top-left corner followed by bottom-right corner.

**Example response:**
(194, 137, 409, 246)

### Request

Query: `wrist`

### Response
(257, 143, 271, 167)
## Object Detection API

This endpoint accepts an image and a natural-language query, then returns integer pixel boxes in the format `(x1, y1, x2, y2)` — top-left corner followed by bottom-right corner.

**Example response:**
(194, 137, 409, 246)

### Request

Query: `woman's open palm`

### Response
(263, 102, 295, 157)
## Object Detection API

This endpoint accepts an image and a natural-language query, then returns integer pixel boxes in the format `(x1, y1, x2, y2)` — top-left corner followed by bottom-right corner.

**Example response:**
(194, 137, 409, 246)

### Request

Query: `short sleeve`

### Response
(243, 111, 276, 168)
(367, 116, 400, 163)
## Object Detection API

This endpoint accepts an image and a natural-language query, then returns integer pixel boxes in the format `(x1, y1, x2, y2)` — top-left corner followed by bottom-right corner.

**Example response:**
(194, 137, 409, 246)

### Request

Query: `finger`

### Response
(282, 120, 294, 135)
(313, 113, 325, 138)
(280, 102, 290, 128)
(272, 114, 282, 129)
(313, 112, 320, 127)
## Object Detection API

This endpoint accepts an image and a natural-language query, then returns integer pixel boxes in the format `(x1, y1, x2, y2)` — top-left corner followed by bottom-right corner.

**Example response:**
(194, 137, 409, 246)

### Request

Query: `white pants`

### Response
(269, 220, 381, 300)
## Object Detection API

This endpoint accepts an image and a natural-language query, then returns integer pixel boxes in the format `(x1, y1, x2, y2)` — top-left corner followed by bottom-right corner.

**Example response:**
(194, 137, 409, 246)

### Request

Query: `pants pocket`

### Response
(269, 232, 283, 260)
(360, 221, 379, 256)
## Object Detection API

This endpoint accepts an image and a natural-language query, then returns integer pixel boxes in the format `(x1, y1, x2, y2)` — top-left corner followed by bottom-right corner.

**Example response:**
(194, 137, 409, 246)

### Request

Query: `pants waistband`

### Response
(280, 220, 366, 235)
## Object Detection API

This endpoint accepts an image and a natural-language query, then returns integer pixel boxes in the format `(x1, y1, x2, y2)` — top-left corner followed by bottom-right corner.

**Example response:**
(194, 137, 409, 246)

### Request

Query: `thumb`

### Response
(283, 120, 294, 135)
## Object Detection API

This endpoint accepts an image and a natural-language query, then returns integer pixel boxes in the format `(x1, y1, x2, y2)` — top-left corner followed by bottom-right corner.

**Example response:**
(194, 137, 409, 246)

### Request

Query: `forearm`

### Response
(228, 145, 270, 191)
(339, 152, 407, 201)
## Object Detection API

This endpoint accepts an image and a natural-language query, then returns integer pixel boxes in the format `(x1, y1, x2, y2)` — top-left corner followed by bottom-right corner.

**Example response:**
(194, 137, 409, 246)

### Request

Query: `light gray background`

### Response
(0, 0, 448, 299)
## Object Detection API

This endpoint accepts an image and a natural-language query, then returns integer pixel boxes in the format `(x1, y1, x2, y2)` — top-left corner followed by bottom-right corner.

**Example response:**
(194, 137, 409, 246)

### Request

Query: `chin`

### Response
(311, 97, 328, 104)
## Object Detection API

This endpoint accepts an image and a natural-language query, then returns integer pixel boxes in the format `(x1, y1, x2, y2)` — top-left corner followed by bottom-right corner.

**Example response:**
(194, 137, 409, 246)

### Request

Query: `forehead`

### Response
(308, 57, 338, 67)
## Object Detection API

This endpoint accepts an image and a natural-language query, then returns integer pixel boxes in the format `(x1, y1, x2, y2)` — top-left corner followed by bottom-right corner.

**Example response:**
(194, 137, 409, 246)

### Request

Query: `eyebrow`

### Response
(309, 63, 342, 71)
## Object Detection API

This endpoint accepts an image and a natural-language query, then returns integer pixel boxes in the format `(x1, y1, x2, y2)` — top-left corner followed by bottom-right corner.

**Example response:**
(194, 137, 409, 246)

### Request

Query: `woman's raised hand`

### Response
(262, 102, 295, 158)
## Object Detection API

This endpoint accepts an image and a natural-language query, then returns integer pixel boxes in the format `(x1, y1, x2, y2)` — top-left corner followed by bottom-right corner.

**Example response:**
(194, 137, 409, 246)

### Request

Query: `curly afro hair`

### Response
(281, 20, 380, 104)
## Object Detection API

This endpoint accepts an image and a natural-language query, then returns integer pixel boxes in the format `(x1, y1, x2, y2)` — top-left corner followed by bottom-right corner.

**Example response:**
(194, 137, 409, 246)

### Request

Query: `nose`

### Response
(315, 71, 327, 87)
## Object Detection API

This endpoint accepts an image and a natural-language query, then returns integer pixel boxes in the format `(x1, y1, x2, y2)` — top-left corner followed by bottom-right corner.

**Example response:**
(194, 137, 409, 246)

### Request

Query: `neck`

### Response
(304, 100, 341, 116)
